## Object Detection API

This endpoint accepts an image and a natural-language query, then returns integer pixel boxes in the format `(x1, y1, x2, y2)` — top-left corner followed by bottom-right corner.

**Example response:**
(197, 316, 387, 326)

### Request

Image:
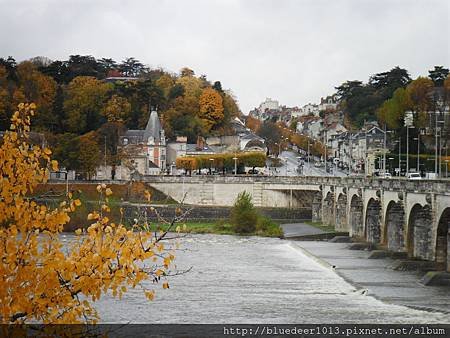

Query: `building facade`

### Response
(119, 110, 166, 176)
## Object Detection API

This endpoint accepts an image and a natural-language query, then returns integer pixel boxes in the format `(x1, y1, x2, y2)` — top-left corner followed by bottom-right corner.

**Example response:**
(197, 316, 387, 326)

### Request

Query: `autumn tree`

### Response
(0, 65, 10, 129)
(376, 87, 411, 130)
(406, 77, 434, 128)
(0, 103, 180, 325)
(101, 94, 131, 123)
(245, 115, 262, 133)
(77, 132, 101, 179)
(176, 74, 203, 99)
(64, 76, 111, 134)
(16, 61, 57, 131)
(198, 87, 224, 132)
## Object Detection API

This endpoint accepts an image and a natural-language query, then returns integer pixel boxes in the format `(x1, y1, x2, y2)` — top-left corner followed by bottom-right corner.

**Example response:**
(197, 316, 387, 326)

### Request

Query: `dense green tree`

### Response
(168, 83, 184, 100)
(39, 60, 71, 84)
(119, 57, 145, 77)
(428, 66, 449, 86)
(230, 191, 258, 234)
(50, 133, 81, 170)
(98, 58, 117, 77)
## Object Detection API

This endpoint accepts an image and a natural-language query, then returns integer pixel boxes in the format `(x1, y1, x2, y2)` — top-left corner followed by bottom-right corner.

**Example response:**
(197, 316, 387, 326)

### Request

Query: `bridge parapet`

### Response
(141, 175, 450, 194)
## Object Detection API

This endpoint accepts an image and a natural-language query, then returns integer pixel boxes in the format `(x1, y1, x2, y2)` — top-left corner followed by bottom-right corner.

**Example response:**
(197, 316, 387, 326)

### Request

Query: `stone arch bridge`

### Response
(142, 175, 450, 272)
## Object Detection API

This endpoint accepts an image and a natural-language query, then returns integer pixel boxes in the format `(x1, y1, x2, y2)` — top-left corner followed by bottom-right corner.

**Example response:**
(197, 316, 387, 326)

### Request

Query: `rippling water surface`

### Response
(61, 233, 448, 323)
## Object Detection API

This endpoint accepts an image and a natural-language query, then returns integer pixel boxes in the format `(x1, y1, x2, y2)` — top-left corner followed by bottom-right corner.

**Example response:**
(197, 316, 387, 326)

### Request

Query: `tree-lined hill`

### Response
(0, 55, 241, 174)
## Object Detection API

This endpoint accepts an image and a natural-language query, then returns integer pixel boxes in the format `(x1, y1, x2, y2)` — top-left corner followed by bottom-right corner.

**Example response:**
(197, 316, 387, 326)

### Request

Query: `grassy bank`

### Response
(156, 220, 283, 238)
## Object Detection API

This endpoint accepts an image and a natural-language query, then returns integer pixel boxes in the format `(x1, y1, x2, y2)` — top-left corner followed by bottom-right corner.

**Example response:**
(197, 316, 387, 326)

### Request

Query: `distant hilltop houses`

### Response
(249, 95, 342, 138)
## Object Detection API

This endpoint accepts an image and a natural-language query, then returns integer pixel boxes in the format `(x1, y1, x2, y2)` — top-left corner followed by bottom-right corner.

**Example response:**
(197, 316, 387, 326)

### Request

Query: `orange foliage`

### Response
(0, 103, 179, 324)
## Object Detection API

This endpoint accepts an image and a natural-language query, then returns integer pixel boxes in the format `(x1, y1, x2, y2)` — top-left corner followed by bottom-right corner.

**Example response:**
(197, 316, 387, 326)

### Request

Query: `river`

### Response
(60, 233, 449, 324)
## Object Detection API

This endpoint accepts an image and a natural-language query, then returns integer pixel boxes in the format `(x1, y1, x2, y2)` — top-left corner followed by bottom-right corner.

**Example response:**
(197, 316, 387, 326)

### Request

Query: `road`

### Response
(277, 150, 347, 177)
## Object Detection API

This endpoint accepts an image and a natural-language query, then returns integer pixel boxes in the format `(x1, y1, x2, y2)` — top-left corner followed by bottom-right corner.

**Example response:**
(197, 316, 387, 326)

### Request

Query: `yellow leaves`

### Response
(145, 290, 155, 301)
(198, 87, 224, 132)
(0, 102, 179, 324)
(144, 190, 151, 202)
(87, 211, 100, 220)
(51, 160, 58, 171)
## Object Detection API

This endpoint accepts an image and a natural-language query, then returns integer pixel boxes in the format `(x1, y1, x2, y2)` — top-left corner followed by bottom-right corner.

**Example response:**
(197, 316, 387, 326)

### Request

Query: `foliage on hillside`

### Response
(0, 56, 241, 175)
(335, 66, 449, 128)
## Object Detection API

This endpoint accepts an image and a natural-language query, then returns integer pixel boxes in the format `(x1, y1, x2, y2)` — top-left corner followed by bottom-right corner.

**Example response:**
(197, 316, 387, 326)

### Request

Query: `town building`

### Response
(318, 95, 338, 112)
(259, 98, 280, 113)
(118, 109, 166, 176)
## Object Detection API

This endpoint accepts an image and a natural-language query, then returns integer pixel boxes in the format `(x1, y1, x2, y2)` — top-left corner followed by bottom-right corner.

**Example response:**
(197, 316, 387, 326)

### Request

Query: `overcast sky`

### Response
(1, 0, 449, 113)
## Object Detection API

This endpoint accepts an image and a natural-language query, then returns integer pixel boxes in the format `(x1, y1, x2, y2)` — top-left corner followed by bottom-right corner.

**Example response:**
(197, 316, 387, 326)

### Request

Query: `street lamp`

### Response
(388, 157, 395, 174)
(404, 111, 414, 175)
(233, 156, 238, 176)
(393, 139, 401, 176)
(382, 125, 393, 175)
(413, 136, 420, 173)
(209, 158, 214, 175)
(437, 120, 444, 177)
(307, 142, 313, 174)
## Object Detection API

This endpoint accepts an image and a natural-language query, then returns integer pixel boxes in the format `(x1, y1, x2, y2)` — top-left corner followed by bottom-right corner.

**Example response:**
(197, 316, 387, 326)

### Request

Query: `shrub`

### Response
(230, 191, 258, 233)
(256, 216, 283, 237)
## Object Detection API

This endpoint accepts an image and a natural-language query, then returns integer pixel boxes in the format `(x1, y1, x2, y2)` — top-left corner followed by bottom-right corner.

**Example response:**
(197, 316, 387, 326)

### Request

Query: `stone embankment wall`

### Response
(123, 204, 312, 222)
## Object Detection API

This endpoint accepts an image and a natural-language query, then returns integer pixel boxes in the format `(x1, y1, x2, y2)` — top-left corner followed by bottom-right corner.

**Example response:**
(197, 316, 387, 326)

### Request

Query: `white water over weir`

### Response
(58, 233, 449, 323)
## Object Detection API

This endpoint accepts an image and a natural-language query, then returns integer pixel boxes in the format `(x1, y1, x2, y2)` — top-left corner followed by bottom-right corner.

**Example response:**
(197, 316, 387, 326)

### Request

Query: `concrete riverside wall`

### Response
(123, 204, 312, 222)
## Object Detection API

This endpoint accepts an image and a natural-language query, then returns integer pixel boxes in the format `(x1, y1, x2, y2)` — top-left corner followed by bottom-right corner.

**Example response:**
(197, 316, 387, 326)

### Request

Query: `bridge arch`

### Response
(406, 204, 432, 260)
(384, 201, 405, 252)
(436, 207, 450, 272)
(349, 194, 363, 238)
(365, 198, 381, 244)
(335, 193, 347, 231)
(323, 191, 334, 226)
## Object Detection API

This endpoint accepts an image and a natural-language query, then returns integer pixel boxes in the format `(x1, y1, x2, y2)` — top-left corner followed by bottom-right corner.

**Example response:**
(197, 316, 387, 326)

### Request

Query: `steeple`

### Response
(143, 110, 162, 143)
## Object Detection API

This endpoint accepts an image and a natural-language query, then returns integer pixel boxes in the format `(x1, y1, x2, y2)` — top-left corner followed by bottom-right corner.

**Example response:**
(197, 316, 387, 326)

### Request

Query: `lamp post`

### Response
(233, 156, 238, 176)
(388, 157, 395, 174)
(413, 135, 420, 173)
(404, 111, 414, 175)
(393, 138, 401, 176)
(382, 125, 393, 175)
(209, 158, 214, 175)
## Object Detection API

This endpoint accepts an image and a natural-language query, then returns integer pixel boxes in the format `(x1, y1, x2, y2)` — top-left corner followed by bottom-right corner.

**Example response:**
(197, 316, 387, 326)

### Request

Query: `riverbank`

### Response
(291, 240, 450, 314)
(156, 220, 283, 238)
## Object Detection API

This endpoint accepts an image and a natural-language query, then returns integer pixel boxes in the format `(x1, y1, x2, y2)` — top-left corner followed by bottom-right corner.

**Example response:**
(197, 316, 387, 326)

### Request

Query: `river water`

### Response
(60, 234, 449, 324)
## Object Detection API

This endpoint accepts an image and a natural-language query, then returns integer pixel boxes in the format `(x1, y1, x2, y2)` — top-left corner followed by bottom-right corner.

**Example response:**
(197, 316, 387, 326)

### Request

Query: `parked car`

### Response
(379, 173, 392, 179)
(406, 172, 421, 180)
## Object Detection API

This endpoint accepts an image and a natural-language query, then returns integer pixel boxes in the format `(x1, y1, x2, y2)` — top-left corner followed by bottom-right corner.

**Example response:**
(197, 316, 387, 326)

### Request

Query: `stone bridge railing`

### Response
(140, 175, 450, 194)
